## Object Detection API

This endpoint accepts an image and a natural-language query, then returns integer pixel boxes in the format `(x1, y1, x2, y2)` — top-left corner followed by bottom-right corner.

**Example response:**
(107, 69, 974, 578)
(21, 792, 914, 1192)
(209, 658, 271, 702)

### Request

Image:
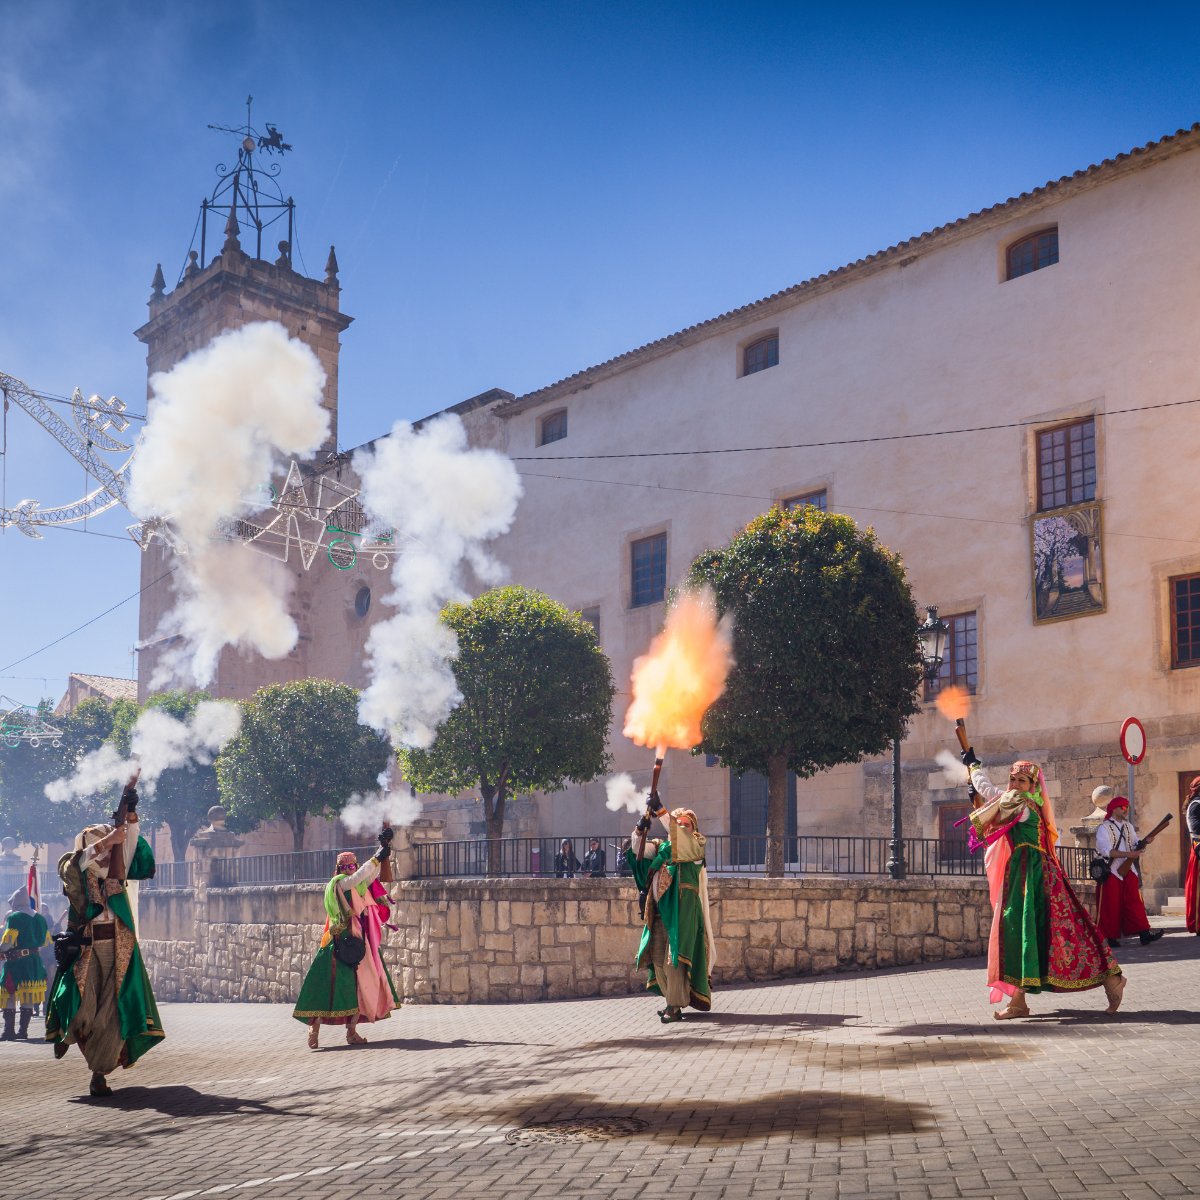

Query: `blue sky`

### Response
(2, 0, 1199, 705)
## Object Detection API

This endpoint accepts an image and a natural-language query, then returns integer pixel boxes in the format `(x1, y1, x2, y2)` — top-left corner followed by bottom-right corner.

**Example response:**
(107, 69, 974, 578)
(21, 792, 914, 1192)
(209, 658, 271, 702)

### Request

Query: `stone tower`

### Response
(133, 113, 353, 701)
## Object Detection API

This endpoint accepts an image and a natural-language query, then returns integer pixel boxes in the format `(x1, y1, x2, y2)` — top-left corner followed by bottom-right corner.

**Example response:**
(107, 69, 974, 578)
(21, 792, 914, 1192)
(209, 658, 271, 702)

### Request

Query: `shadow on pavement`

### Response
(312, 1037, 542, 1054)
(687, 1010, 860, 1028)
(70, 1084, 306, 1118)
(479, 1089, 938, 1142)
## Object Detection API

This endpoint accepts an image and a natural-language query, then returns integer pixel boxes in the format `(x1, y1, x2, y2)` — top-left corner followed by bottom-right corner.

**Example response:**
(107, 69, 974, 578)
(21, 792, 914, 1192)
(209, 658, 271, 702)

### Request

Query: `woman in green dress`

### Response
(626, 807, 715, 1023)
(967, 756, 1124, 1019)
(293, 835, 400, 1048)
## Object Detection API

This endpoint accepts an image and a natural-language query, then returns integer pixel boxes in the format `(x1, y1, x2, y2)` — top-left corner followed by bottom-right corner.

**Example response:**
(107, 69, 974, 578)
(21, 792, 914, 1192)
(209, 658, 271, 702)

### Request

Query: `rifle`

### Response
(107, 768, 141, 883)
(378, 821, 394, 884)
(635, 756, 666, 862)
(1111, 812, 1173, 880)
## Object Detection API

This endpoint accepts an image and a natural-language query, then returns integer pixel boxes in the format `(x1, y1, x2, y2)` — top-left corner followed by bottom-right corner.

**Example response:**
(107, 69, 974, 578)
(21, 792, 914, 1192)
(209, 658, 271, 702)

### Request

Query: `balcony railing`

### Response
(138, 860, 197, 891)
(209, 846, 377, 887)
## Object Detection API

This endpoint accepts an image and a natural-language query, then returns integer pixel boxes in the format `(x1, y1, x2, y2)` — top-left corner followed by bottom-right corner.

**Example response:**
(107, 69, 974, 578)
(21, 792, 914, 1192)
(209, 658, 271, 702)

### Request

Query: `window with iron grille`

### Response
(539, 409, 568, 445)
(1037, 417, 1095, 511)
(630, 534, 667, 608)
(1006, 227, 1059, 280)
(782, 489, 827, 512)
(1171, 574, 1200, 668)
(924, 611, 979, 700)
(742, 334, 779, 376)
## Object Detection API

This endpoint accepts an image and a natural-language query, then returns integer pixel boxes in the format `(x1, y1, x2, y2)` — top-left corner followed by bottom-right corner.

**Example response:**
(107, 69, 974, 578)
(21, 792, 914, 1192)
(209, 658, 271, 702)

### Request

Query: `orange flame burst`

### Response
(934, 684, 972, 723)
(623, 588, 734, 751)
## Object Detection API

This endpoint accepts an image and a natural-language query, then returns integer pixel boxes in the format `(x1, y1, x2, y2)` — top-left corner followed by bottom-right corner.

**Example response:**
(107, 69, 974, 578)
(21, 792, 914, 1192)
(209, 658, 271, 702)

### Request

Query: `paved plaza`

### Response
(5, 921, 1200, 1200)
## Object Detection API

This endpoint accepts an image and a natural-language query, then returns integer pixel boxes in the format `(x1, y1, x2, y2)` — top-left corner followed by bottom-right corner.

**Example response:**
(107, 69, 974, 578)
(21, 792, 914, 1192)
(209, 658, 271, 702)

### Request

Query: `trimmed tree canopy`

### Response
(217, 679, 391, 851)
(686, 505, 923, 872)
(399, 586, 615, 853)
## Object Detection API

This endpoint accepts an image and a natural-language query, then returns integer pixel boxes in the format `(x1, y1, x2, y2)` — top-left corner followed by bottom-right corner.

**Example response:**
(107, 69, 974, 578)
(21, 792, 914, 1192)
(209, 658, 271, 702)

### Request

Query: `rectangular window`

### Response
(782, 489, 827, 512)
(1171, 574, 1200, 669)
(924, 611, 979, 700)
(1037, 418, 1095, 511)
(742, 334, 779, 376)
(539, 409, 568, 446)
(630, 534, 667, 608)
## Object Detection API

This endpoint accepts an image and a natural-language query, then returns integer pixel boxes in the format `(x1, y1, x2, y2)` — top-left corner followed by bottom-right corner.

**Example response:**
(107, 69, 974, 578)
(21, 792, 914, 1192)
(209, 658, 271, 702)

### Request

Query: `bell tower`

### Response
(133, 102, 353, 700)
(134, 98, 352, 449)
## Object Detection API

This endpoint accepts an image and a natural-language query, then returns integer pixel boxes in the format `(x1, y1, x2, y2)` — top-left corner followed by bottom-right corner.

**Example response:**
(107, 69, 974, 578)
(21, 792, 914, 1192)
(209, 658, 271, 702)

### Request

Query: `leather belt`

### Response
(90, 924, 116, 941)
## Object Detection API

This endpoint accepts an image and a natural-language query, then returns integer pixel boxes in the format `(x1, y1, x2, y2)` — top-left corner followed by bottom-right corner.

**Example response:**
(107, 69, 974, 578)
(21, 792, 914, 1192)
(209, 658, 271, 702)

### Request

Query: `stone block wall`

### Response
(140, 874, 1001, 1005)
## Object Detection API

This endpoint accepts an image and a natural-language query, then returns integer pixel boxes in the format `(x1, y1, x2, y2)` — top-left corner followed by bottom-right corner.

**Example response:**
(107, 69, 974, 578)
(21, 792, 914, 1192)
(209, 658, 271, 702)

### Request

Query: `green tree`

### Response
(0, 697, 136, 846)
(686, 505, 923, 876)
(399, 586, 615, 870)
(216, 679, 391, 851)
(111, 690, 235, 864)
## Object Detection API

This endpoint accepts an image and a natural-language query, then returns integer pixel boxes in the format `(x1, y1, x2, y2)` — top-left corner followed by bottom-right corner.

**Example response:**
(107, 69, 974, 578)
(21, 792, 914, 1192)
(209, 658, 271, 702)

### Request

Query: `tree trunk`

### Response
(168, 823, 194, 866)
(765, 752, 788, 878)
(482, 782, 508, 875)
(289, 810, 305, 853)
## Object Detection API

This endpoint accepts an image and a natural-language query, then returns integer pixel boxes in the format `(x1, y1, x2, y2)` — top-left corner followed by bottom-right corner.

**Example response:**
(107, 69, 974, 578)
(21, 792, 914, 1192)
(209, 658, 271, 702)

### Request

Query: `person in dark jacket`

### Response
(553, 840, 581, 878)
(581, 838, 607, 877)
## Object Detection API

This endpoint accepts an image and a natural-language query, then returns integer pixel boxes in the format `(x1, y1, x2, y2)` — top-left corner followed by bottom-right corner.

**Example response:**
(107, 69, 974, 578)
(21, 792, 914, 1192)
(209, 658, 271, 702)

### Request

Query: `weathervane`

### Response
(193, 95, 296, 272)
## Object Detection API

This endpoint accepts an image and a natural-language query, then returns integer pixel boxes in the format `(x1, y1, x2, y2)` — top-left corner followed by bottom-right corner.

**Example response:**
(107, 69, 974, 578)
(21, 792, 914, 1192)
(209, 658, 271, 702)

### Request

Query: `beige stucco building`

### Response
(138, 125, 1200, 904)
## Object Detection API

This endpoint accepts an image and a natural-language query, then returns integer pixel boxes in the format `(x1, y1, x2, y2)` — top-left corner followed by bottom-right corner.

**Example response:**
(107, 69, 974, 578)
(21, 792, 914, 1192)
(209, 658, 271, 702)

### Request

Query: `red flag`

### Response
(26, 861, 38, 913)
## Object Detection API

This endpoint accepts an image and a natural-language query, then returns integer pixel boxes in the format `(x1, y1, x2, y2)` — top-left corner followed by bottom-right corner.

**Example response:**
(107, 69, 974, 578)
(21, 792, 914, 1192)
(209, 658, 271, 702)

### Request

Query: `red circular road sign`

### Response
(1119, 716, 1147, 765)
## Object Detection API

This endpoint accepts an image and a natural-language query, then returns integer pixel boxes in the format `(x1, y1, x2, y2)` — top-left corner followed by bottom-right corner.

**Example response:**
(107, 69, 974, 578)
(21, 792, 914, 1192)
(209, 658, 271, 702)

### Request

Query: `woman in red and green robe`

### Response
(969, 757, 1124, 1019)
(293, 843, 400, 1048)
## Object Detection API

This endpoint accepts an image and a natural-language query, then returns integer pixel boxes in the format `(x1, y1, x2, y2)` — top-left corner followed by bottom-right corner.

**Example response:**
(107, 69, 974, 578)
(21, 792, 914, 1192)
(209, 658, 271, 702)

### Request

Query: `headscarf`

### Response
(335, 851, 358, 874)
(1105, 795, 1130, 818)
(74, 823, 116, 878)
(671, 808, 700, 831)
(1010, 759, 1059, 854)
(1189, 776, 1200, 800)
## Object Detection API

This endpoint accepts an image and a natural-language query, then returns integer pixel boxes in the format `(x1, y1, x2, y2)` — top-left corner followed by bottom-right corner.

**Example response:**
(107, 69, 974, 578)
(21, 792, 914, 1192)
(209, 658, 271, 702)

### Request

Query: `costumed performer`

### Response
(0, 887, 50, 1041)
(1185, 776, 1200, 935)
(963, 750, 1124, 1019)
(45, 775, 164, 1097)
(292, 828, 399, 1048)
(625, 805, 715, 1024)
(1094, 795, 1164, 948)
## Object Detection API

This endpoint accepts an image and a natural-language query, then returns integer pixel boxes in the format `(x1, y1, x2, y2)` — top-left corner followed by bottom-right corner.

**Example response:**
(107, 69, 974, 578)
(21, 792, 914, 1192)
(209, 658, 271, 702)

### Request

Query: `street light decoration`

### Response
(917, 605, 950, 681)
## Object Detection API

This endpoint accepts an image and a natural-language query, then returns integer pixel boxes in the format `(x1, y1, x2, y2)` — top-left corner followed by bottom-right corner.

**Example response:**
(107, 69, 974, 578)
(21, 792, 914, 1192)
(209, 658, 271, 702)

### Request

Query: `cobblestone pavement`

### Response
(6, 922, 1200, 1200)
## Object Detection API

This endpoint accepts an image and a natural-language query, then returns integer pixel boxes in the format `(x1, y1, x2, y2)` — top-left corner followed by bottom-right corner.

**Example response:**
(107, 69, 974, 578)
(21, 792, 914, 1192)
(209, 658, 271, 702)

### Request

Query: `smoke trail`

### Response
(340, 790, 424, 835)
(127, 322, 329, 686)
(933, 748, 969, 788)
(354, 414, 522, 747)
(45, 701, 242, 804)
(605, 773, 649, 815)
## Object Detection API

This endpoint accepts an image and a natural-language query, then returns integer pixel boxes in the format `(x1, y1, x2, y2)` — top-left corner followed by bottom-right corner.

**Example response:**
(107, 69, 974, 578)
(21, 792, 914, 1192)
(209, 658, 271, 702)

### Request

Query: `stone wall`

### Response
(140, 874, 1005, 1005)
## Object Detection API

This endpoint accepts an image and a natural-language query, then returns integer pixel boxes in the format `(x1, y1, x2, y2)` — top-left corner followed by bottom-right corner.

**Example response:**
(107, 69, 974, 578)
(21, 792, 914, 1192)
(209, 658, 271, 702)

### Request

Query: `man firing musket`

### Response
(45, 768, 165, 1097)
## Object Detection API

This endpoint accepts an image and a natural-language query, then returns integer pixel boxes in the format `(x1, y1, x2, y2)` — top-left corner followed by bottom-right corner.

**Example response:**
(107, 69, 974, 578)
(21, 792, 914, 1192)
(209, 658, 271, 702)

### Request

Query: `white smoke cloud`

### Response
(45, 701, 242, 804)
(128, 321, 329, 686)
(934, 749, 969, 789)
(340, 790, 424, 835)
(354, 414, 522, 747)
(605, 773, 650, 814)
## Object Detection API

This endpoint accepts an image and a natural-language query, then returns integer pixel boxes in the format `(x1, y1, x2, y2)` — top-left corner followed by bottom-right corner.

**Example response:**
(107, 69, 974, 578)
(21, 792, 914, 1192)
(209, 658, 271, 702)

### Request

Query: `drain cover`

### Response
(505, 1116, 648, 1145)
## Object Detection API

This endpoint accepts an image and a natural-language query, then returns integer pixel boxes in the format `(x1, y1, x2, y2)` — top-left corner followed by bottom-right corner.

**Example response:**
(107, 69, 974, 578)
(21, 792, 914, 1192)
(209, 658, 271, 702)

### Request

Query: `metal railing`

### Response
(210, 845, 377, 887)
(412, 834, 1091, 883)
(139, 860, 196, 891)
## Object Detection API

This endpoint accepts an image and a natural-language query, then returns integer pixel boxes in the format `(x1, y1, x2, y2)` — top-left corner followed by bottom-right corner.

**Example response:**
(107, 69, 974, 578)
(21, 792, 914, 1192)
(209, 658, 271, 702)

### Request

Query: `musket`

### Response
(107, 767, 141, 883)
(635, 756, 665, 862)
(378, 820, 394, 884)
(1111, 811, 1174, 880)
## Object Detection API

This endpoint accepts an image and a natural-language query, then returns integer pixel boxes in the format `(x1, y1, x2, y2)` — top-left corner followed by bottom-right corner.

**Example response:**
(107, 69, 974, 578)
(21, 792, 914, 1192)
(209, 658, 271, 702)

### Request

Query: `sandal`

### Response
(992, 1002, 1031, 1021)
(659, 1008, 685, 1024)
(346, 1029, 368, 1045)
(307, 1026, 319, 1050)
(1104, 973, 1127, 1014)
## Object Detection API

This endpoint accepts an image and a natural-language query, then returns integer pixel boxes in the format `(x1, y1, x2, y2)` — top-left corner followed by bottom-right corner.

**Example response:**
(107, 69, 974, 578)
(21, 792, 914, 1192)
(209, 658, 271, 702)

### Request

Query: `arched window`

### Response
(742, 333, 779, 376)
(1006, 227, 1058, 280)
(538, 409, 568, 445)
